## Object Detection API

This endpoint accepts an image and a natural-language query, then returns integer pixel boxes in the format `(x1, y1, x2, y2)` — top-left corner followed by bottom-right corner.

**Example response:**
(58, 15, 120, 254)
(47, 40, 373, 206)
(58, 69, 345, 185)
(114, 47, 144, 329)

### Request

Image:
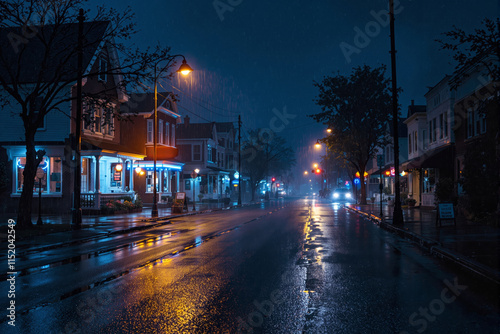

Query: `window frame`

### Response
(192, 144, 201, 161)
(147, 119, 154, 144)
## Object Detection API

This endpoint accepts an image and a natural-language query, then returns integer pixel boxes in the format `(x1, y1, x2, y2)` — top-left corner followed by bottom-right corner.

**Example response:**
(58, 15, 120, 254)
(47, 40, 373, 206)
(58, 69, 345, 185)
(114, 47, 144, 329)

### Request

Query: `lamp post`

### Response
(151, 55, 193, 217)
(192, 168, 200, 211)
(389, 0, 404, 225)
(238, 115, 242, 206)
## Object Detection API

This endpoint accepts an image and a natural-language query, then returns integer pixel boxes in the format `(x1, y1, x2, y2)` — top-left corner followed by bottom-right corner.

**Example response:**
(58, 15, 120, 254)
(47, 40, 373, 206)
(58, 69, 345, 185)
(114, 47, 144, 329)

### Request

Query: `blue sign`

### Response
(354, 178, 360, 185)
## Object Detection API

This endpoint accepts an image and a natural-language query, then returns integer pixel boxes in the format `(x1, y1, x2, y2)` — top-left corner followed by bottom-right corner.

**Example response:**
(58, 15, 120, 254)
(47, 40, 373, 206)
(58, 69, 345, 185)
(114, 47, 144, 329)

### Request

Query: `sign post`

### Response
(436, 202, 456, 227)
(36, 168, 45, 226)
(172, 192, 187, 214)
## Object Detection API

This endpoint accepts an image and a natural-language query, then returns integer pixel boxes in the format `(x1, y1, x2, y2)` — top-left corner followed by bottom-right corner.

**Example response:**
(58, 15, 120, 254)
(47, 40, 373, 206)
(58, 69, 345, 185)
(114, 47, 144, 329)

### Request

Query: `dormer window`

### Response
(98, 56, 107, 82)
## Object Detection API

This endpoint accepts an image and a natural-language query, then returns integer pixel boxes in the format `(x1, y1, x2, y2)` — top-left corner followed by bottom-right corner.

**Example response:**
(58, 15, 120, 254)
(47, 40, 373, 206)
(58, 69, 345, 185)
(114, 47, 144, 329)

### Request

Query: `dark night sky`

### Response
(96, 0, 498, 176)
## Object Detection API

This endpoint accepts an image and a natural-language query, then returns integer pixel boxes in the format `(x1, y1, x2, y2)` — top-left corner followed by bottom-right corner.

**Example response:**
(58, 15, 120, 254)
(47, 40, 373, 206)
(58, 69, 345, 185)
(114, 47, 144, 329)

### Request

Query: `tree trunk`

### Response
(250, 183, 256, 202)
(16, 134, 37, 228)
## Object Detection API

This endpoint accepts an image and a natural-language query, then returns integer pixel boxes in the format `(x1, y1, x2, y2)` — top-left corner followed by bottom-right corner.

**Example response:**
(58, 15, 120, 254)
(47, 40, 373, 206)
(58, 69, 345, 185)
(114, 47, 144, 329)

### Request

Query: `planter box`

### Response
(100, 207, 142, 215)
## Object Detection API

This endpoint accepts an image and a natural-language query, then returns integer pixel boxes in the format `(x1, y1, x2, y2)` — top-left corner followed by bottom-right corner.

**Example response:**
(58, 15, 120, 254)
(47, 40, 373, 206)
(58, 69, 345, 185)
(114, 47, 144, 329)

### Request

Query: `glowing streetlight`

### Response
(315, 140, 321, 149)
(326, 128, 332, 133)
(152, 55, 193, 217)
(192, 168, 200, 210)
(313, 163, 318, 169)
(304, 171, 308, 175)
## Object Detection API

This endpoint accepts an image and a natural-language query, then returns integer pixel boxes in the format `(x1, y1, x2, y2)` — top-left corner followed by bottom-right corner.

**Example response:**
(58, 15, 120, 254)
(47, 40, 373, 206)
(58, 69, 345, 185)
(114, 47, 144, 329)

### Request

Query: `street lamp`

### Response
(315, 140, 322, 149)
(192, 168, 200, 210)
(151, 55, 193, 217)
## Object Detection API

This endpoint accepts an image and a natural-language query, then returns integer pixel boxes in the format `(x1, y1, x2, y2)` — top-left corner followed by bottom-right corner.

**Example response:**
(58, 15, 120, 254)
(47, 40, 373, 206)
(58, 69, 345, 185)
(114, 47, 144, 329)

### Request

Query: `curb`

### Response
(345, 205, 500, 286)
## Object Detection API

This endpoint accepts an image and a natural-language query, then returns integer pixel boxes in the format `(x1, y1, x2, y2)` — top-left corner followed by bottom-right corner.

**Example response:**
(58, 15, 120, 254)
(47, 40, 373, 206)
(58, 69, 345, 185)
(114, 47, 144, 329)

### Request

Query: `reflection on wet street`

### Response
(1, 199, 498, 333)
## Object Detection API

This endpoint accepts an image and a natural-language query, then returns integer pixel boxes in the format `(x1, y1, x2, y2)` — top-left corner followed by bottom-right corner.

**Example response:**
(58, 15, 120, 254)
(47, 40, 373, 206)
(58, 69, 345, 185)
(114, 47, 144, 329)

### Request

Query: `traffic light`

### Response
(271, 177, 276, 182)
(276, 183, 280, 187)
(315, 168, 321, 174)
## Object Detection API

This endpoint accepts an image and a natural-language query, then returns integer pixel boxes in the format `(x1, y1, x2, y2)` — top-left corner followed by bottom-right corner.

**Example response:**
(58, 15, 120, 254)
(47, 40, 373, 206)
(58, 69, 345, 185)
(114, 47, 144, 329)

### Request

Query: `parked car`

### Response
(331, 188, 354, 203)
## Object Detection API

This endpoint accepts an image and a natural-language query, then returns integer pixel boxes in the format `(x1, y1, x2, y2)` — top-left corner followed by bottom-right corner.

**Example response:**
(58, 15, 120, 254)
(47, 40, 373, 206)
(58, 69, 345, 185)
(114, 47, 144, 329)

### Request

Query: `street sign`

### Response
(436, 202, 456, 227)
(172, 192, 187, 213)
(36, 168, 45, 179)
(377, 154, 384, 167)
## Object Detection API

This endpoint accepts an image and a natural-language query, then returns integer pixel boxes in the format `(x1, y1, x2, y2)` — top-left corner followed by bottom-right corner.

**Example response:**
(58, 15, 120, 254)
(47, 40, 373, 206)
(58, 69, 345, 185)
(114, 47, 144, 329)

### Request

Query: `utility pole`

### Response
(72, 8, 84, 229)
(238, 115, 242, 206)
(389, 0, 404, 225)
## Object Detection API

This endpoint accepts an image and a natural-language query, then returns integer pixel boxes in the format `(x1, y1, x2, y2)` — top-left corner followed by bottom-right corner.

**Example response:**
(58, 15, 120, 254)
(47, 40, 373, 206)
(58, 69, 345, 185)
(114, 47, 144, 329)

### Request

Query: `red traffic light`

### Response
(276, 183, 280, 187)
(315, 168, 321, 174)
(271, 177, 276, 182)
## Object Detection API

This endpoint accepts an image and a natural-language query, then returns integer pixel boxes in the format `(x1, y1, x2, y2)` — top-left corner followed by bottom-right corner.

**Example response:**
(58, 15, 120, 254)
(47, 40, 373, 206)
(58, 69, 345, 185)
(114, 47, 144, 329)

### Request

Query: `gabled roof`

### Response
(121, 92, 179, 117)
(424, 75, 451, 97)
(177, 122, 216, 140)
(0, 21, 109, 84)
(215, 122, 235, 133)
(407, 105, 426, 117)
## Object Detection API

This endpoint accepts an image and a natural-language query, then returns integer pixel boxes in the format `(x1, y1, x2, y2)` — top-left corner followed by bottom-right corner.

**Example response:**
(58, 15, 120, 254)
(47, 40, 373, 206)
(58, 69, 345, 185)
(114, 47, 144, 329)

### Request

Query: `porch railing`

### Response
(80, 192, 134, 210)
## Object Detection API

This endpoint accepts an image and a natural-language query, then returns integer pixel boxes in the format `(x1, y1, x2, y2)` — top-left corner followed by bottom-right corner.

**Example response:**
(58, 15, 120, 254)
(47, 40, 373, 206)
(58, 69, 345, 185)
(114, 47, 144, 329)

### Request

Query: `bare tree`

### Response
(0, 0, 175, 228)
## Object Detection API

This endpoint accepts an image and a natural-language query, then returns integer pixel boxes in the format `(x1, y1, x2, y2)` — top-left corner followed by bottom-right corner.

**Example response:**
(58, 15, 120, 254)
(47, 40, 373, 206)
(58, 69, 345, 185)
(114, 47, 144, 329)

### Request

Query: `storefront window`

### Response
(16, 156, 62, 194)
(422, 169, 436, 194)
(50, 157, 62, 193)
(146, 171, 158, 193)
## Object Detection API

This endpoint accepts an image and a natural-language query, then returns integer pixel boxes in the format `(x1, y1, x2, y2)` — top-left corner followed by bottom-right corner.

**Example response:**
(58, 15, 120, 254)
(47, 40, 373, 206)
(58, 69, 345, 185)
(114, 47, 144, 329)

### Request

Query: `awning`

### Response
(421, 144, 454, 170)
(134, 160, 183, 170)
(207, 166, 230, 174)
(401, 157, 424, 171)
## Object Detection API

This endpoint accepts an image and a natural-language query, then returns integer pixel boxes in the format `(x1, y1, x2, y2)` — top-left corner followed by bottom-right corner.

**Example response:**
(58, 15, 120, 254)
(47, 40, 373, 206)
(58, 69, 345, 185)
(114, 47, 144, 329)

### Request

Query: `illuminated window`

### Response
(159, 120, 163, 144)
(15, 156, 62, 194)
(145, 171, 158, 193)
(147, 119, 153, 143)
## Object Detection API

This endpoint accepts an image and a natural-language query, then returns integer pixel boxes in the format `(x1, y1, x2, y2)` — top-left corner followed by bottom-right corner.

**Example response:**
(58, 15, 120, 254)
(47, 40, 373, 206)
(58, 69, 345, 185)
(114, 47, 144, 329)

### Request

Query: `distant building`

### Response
(121, 92, 184, 205)
(401, 76, 455, 207)
(176, 116, 238, 203)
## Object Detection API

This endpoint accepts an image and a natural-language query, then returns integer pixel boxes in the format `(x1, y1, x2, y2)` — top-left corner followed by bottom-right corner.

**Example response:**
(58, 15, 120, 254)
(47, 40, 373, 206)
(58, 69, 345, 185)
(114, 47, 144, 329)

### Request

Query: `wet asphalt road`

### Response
(1, 198, 499, 333)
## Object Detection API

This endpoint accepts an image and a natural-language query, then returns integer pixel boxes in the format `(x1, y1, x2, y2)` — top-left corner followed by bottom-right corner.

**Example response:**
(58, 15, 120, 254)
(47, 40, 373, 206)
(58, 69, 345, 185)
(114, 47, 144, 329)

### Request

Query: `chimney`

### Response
(184, 115, 190, 125)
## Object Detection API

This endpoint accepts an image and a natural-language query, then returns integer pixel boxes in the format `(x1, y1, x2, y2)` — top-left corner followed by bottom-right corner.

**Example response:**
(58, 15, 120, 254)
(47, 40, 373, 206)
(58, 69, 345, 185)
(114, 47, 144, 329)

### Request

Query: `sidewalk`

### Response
(346, 203, 500, 285)
(0, 200, 243, 254)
